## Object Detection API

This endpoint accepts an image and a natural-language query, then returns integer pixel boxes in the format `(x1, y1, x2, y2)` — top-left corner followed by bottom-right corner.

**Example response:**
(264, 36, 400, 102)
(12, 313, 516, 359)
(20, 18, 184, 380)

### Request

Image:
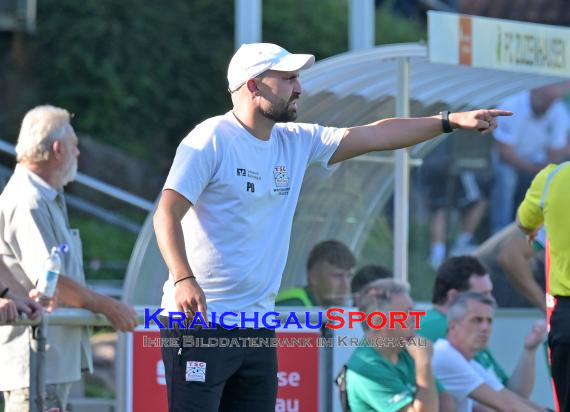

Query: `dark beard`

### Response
(259, 96, 298, 122)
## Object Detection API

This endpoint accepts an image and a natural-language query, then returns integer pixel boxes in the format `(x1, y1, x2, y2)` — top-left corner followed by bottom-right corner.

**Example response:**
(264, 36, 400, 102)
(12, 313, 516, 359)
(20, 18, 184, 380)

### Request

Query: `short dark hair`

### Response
(351, 265, 392, 294)
(306, 240, 355, 272)
(432, 256, 488, 305)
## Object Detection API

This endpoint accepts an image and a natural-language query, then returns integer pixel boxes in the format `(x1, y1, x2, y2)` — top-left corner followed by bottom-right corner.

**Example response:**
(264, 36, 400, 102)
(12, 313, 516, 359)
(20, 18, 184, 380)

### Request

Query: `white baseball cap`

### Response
(227, 43, 315, 92)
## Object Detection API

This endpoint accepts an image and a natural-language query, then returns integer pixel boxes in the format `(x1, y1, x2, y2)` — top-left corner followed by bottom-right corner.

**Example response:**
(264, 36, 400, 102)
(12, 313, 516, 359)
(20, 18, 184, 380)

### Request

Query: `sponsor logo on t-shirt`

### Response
(238, 169, 261, 180)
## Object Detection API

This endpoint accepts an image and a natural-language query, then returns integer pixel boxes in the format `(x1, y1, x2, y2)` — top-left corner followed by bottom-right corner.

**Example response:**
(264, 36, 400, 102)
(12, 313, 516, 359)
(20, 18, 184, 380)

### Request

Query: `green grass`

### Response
(85, 375, 115, 399)
(68, 212, 138, 280)
(358, 212, 436, 302)
(408, 221, 437, 302)
(358, 214, 394, 270)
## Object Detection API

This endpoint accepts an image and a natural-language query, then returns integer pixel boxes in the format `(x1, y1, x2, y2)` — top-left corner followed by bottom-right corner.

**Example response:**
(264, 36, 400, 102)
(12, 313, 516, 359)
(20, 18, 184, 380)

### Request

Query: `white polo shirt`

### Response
(433, 339, 504, 412)
(160, 112, 346, 326)
(494, 90, 569, 164)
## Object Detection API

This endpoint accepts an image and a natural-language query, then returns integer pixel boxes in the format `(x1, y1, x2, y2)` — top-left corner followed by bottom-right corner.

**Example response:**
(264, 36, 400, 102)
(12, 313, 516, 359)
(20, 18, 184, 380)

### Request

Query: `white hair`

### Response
(15, 105, 72, 162)
(448, 292, 496, 322)
(358, 278, 410, 331)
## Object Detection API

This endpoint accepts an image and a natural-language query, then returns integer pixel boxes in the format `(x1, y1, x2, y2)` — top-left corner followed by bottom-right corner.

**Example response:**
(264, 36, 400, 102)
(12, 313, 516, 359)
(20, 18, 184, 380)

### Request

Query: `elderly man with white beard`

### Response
(0, 105, 138, 412)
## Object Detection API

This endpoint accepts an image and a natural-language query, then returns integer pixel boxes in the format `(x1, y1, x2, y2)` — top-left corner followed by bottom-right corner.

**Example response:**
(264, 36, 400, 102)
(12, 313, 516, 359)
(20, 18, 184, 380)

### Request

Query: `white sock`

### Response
(430, 242, 446, 269)
(455, 232, 473, 247)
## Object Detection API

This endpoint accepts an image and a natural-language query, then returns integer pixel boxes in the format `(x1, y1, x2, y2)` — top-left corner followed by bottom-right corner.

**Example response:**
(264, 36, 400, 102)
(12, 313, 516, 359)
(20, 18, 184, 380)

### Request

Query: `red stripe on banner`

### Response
(459, 16, 472, 65)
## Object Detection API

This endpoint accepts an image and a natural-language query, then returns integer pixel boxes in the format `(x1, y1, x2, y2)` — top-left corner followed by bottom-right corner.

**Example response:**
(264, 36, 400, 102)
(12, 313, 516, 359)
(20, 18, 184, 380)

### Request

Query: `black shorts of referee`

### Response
(159, 315, 278, 412)
(549, 297, 570, 412)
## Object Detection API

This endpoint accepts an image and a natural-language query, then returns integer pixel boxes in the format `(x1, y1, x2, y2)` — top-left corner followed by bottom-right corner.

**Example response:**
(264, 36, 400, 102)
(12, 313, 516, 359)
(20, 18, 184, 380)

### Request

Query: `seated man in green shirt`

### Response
(276, 240, 355, 307)
(346, 278, 455, 412)
(421, 256, 547, 399)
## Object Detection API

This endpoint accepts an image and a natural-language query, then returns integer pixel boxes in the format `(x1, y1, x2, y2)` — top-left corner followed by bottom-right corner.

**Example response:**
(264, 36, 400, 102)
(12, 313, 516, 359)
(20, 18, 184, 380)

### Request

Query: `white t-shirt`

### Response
(432, 339, 504, 412)
(160, 112, 346, 326)
(494, 90, 569, 164)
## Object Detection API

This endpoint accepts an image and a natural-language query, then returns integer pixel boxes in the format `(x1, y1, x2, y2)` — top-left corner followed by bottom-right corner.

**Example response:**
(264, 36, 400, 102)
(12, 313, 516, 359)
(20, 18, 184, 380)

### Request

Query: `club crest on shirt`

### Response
(273, 166, 289, 187)
(186, 361, 206, 382)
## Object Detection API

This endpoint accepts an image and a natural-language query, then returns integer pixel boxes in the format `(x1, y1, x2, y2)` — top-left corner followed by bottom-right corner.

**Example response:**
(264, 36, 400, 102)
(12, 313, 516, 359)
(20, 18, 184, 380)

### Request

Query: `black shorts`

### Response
(425, 169, 487, 210)
(159, 316, 278, 412)
(549, 297, 570, 412)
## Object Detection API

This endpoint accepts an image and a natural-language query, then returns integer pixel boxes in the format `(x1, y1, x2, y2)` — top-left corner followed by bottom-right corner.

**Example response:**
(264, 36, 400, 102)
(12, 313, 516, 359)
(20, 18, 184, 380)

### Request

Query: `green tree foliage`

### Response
(16, 0, 423, 160)
(263, 0, 425, 63)
(29, 0, 234, 158)
(375, 2, 426, 44)
(263, 0, 348, 61)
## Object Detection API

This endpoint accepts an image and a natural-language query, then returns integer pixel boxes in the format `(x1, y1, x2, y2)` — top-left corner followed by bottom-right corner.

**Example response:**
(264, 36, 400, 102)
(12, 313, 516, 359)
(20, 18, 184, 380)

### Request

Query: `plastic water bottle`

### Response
(36, 244, 70, 307)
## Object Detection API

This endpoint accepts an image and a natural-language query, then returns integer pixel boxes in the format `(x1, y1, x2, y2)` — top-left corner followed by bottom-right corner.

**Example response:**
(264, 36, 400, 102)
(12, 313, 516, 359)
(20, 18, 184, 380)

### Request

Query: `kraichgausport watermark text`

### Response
(144, 308, 426, 330)
(142, 335, 427, 348)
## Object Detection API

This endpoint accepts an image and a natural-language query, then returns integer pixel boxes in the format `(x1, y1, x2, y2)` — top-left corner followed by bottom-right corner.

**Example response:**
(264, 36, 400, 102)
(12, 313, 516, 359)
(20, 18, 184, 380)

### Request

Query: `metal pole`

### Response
(235, 0, 262, 50)
(319, 327, 334, 412)
(0, 139, 154, 212)
(116, 333, 128, 412)
(394, 58, 411, 283)
(349, 0, 375, 51)
(26, 0, 37, 33)
(29, 315, 47, 412)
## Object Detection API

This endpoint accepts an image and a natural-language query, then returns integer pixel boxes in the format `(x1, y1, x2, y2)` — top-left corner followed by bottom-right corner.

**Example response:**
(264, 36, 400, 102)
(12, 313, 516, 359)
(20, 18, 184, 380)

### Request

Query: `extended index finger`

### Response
(488, 109, 513, 117)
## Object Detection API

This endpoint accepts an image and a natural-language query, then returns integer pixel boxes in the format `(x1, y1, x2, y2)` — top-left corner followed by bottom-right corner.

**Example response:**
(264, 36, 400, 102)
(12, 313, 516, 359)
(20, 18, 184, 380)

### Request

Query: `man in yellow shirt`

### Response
(517, 162, 570, 412)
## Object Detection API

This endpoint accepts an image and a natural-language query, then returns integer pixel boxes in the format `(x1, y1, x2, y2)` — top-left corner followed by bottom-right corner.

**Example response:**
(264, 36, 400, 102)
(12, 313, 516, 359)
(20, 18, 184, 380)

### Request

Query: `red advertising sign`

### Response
(275, 332, 320, 412)
(130, 331, 167, 412)
(128, 328, 320, 412)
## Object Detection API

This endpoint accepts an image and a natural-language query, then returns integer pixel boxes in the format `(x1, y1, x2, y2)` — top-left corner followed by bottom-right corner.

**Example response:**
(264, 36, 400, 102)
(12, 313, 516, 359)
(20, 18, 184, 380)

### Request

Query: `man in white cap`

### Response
(154, 42, 512, 411)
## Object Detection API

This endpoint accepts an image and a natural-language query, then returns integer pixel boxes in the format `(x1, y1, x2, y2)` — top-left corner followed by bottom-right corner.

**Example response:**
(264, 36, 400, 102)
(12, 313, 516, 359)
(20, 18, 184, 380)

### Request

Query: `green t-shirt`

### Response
(347, 346, 416, 412)
(346, 345, 444, 412)
(418, 307, 448, 342)
(419, 308, 509, 385)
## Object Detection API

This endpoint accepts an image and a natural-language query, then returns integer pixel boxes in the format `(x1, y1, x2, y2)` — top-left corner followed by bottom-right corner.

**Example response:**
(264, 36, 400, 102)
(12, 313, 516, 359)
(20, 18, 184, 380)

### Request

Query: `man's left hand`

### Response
(100, 297, 138, 332)
(524, 319, 547, 351)
(26, 289, 54, 318)
(450, 109, 513, 134)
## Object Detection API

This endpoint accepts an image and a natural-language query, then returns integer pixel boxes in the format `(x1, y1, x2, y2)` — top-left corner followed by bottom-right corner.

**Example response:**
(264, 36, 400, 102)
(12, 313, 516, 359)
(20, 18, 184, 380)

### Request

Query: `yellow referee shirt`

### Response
(518, 163, 570, 297)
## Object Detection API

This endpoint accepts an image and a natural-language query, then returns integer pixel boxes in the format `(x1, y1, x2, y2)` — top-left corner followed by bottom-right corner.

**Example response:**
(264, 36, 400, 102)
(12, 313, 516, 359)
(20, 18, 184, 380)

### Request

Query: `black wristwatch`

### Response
(439, 110, 453, 133)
